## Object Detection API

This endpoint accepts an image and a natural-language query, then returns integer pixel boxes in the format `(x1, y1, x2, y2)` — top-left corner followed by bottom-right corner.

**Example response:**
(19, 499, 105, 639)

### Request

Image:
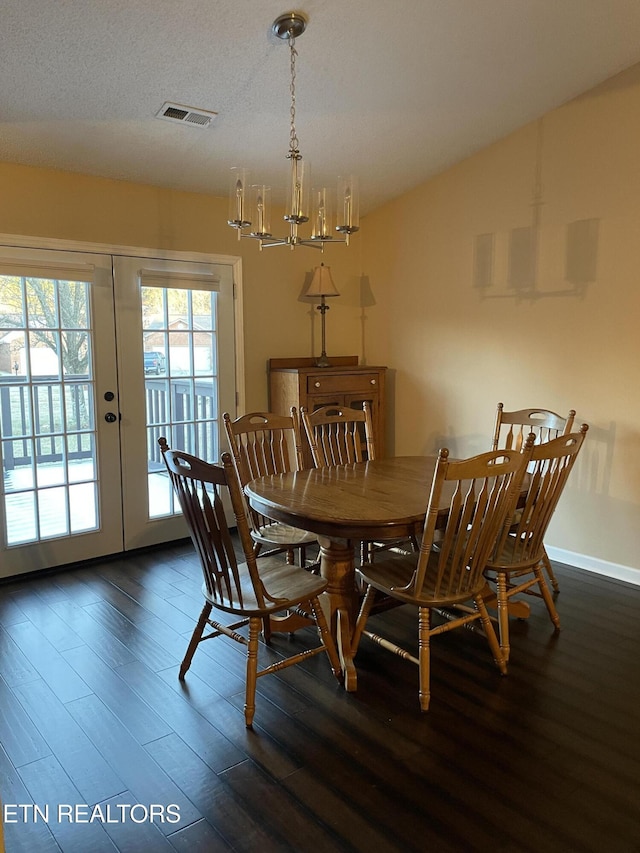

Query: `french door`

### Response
(0, 245, 239, 578)
(114, 256, 236, 550)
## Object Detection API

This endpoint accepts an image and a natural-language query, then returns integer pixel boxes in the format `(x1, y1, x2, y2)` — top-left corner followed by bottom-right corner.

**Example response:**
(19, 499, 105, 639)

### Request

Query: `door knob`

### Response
(104, 412, 118, 423)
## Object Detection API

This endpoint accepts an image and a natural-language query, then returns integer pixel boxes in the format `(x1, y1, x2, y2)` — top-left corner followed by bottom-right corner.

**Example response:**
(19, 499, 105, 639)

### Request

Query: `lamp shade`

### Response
(306, 264, 340, 298)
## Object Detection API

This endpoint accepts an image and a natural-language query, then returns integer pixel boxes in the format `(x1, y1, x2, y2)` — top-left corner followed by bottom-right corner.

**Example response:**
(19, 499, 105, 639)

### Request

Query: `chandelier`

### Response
(227, 12, 359, 251)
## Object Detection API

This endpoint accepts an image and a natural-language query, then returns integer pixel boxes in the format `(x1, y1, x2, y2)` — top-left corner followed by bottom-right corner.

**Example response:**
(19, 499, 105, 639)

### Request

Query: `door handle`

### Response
(104, 412, 118, 423)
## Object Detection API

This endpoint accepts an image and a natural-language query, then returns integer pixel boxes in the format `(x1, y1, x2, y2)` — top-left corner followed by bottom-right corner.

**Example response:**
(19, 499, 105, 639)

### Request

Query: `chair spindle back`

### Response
(492, 403, 576, 451)
(492, 424, 589, 567)
(159, 438, 268, 611)
(224, 410, 304, 535)
(301, 402, 375, 467)
(411, 442, 533, 600)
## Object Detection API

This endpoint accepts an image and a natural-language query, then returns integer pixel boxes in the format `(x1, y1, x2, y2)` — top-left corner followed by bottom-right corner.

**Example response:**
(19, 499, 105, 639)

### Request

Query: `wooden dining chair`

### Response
(352, 440, 533, 711)
(483, 424, 589, 662)
(159, 440, 341, 727)
(300, 402, 416, 562)
(492, 403, 576, 592)
(223, 411, 318, 568)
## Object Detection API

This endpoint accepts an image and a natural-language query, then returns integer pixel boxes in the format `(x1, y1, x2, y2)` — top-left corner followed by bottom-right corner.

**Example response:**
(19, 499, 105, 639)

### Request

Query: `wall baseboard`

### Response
(546, 546, 640, 587)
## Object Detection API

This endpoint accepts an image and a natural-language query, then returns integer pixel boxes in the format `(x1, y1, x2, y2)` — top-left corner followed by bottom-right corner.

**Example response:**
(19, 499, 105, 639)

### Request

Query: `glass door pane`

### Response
(143, 284, 221, 518)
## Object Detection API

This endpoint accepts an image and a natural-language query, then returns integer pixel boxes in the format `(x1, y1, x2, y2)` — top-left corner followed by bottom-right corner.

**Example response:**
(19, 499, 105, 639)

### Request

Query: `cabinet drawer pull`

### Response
(370, 379, 376, 385)
(315, 381, 321, 388)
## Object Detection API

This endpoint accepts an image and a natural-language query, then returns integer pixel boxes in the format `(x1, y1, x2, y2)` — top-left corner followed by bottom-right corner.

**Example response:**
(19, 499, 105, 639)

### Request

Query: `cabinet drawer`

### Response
(306, 372, 380, 395)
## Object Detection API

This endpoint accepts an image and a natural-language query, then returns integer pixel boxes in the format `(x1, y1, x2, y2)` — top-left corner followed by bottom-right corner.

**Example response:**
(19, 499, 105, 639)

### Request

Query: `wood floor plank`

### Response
(0, 592, 29, 628)
(115, 659, 246, 773)
(96, 557, 187, 599)
(75, 572, 157, 624)
(17, 754, 118, 853)
(279, 766, 407, 853)
(125, 607, 190, 660)
(156, 666, 302, 782)
(65, 694, 203, 836)
(7, 590, 85, 652)
(220, 758, 347, 852)
(5, 620, 93, 705)
(48, 598, 138, 669)
(167, 635, 249, 696)
(44, 567, 104, 606)
(88, 568, 196, 633)
(167, 817, 233, 852)
(146, 733, 294, 853)
(12, 678, 126, 804)
(0, 624, 41, 687)
(195, 637, 313, 710)
(62, 644, 174, 745)
(0, 743, 61, 853)
(0, 673, 51, 767)
(94, 791, 177, 852)
(81, 600, 181, 671)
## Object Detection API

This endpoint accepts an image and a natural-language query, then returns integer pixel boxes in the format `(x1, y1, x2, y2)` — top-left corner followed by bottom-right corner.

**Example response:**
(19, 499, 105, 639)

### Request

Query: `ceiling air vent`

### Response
(155, 102, 217, 129)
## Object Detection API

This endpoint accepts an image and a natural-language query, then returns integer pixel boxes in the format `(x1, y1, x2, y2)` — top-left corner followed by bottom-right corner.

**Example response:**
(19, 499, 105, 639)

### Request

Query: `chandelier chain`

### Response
(288, 35, 300, 158)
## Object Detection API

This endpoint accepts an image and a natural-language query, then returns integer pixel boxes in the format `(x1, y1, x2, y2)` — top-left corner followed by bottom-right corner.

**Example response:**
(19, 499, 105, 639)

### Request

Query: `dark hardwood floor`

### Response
(1, 542, 639, 853)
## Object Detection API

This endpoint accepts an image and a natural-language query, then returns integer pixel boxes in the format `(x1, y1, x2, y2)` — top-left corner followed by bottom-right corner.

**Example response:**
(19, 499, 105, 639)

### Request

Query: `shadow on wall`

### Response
(359, 275, 376, 365)
(570, 420, 617, 497)
(473, 218, 600, 301)
(427, 430, 499, 459)
(298, 269, 319, 359)
(473, 118, 600, 302)
(426, 419, 616, 499)
(384, 370, 447, 458)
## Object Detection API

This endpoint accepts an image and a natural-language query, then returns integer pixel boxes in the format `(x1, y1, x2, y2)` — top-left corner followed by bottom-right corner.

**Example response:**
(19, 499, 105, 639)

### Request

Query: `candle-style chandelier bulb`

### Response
(336, 175, 360, 240)
(311, 187, 334, 241)
(228, 167, 251, 234)
(250, 184, 272, 238)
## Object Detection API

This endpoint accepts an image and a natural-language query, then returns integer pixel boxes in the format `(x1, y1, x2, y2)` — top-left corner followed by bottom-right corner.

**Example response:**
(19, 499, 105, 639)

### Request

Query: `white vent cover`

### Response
(155, 102, 217, 128)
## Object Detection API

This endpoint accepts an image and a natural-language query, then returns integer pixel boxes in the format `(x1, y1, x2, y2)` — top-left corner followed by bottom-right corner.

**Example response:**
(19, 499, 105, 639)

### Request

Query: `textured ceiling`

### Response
(3, 0, 640, 215)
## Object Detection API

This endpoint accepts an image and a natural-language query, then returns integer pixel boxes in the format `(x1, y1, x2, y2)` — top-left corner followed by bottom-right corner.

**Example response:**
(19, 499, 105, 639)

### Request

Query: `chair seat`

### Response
(253, 521, 317, 548)
(485, 534, 545, 573)
(360, 551, 487, 609)
(202, 554, 328, 617)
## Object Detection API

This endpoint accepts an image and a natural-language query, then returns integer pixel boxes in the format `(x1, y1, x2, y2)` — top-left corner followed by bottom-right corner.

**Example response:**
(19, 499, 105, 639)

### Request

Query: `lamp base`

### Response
(314, 353, 332, 368)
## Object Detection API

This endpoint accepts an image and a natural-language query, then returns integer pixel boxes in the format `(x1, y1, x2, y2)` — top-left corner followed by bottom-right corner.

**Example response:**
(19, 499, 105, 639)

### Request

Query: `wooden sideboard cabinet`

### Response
(268, 356, 387, 466)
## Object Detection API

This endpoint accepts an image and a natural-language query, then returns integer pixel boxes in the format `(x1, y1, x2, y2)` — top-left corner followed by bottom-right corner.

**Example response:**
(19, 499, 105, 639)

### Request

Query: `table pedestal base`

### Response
(317, 535, 359, 691)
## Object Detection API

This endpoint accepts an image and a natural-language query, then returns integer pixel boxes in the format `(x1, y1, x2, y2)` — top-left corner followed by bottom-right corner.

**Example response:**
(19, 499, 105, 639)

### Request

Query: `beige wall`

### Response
(362, 64, 640, 574)
(2, 62, 639, 575)
(0, 161, 364, 409)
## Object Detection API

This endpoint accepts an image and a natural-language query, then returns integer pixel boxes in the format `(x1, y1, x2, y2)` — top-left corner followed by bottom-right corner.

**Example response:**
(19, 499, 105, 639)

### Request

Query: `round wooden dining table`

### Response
(245, 456, 436, 690)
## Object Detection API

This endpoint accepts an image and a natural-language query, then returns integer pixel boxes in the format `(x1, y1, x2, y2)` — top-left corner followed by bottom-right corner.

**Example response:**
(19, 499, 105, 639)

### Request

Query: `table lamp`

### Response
(306, 263, 340, 367)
